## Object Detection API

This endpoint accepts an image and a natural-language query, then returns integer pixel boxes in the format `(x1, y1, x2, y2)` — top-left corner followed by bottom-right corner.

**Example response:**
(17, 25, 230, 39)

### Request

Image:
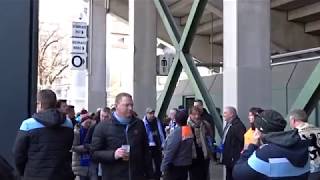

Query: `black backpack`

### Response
(0, 155, 15, 180)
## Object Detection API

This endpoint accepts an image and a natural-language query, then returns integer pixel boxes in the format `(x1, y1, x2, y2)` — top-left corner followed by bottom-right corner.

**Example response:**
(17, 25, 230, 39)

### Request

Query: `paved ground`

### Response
(75, 160, 225, 180)
(210, 161, 224, 180)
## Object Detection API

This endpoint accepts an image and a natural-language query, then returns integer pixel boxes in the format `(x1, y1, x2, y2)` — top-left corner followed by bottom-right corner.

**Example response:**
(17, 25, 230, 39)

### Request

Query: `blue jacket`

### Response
(161, 126, 193, 172)
(233, 129, 310, 180)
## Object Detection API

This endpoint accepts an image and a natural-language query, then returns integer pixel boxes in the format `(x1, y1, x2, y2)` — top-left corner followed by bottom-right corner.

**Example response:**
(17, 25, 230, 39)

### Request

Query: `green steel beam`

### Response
(305, 85, 320, 115)
(153, 0, 223, 137)
(179, 0, 208, 53)
(153, 0, 181, 48)
(289, 62, 320, 116)
(180, 53, 223, 136)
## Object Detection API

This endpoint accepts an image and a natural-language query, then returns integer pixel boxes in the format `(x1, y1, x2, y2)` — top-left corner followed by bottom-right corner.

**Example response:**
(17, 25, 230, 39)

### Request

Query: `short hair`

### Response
(80, 109, 88, 115)
(56, 99, 67, 108)
(194, 99, 203, 105)
(189, 106, 201, 114)
(289, 109, 308, 122)
(38, 89, 57, 110)
(178, 105, 185, 110)
(115, 92, 132, 104)
(101, 107, 111, 114)
(249, 107, 264, 115)
(170, 108, 178, 113)
(66, 105, 75, 113)
(225, 106, 237, 117)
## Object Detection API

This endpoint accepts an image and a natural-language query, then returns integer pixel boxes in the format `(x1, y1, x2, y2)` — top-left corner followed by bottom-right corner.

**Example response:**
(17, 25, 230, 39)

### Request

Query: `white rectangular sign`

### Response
(72, 38, 87, 54)
(157, 54, 174, 76)
(72, 22, 87, 38)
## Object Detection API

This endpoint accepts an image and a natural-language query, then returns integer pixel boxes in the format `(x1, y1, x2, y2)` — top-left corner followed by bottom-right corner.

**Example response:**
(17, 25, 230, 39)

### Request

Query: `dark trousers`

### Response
(150, 146, 162, 180)
(80, 176, 90, 180)
(189, 159, 210, 180)
(226, 166, 233, 180)
(163, 165, 189, 180)
(309, 172, 320, 180)
(89, 162, 98, 180)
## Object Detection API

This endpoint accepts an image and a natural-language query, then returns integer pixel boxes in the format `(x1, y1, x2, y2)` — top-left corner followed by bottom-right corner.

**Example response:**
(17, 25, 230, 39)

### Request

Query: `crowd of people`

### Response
(10, 89, 320, 180)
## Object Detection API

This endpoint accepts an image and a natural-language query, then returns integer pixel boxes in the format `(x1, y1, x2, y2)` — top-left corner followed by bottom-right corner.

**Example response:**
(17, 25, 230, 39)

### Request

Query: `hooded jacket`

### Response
(13, 109, 74, 180)
(233, 129, 310, 180)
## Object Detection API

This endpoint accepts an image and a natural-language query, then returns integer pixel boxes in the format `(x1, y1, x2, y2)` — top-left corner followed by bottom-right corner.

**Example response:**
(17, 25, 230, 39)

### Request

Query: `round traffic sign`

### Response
(72, 55, 84, 67)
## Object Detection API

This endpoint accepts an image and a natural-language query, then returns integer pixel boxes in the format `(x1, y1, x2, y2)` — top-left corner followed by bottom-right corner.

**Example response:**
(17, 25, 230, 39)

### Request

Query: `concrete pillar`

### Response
(223, 0, 271, 124)
(88, 0, 106, 112)
(129, 0, 157, 117)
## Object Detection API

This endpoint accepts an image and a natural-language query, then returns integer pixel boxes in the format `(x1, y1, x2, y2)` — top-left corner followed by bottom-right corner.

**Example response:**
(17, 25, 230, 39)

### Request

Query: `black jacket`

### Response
(201, 109, 215, 139)
(91, 115, 153, 180)
(233, 130, 309, 180)
(222, 117, 246, 168)
(13, 109, 74, 180)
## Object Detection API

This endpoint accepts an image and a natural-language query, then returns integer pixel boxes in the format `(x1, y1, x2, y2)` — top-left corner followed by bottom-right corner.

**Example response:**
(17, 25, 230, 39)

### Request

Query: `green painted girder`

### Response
(289, 62, 320, 116)
(153, 0, 223, 137)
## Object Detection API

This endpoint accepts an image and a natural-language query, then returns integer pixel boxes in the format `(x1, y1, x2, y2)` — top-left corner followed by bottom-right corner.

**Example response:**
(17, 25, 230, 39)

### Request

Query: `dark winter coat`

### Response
(233, 129, 310, 180)
(91, 115, 154, 180)
(13, 109, 74, 180)
(222, 117, 246, 168)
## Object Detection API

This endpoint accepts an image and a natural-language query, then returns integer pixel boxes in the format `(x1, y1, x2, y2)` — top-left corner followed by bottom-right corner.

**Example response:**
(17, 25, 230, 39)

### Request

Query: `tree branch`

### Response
(49, 64, 69, 85)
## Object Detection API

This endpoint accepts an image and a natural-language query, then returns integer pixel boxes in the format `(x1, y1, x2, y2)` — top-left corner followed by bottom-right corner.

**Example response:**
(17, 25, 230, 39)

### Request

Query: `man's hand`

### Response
(114, 148, 126, 160)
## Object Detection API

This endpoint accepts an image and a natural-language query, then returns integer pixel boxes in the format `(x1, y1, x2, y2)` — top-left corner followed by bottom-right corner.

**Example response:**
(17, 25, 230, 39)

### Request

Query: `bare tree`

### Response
(38, 23, 69, 89)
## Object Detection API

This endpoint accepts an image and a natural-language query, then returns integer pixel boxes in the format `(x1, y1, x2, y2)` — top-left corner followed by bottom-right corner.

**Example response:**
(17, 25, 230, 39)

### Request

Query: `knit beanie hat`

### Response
(175, 110, 188, 126)
(254, 110, 287, 134)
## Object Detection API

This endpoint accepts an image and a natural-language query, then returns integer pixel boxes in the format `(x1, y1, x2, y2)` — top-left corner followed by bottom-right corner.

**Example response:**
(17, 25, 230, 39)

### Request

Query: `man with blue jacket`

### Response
(161, 110, 193, 180)
(13, 89, 74, 180)
(233, 110, 310, 180)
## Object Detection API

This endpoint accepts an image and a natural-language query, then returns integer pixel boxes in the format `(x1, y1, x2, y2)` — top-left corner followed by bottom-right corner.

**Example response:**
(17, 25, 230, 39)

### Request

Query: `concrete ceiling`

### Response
(108, 0, 320, 64)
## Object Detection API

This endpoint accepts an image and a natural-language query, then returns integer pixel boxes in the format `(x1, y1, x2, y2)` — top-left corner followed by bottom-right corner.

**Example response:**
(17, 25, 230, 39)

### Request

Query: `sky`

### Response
(39, 0, 87, 25)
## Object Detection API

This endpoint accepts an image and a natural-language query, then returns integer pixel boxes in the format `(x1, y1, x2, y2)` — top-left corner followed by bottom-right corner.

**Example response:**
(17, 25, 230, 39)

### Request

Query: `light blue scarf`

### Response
(143, 116, 165, 147)
(113, 112, 131, 125)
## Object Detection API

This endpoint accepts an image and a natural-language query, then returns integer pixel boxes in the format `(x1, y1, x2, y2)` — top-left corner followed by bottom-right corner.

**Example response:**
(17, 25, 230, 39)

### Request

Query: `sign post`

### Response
(71, 22, 88, 70)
